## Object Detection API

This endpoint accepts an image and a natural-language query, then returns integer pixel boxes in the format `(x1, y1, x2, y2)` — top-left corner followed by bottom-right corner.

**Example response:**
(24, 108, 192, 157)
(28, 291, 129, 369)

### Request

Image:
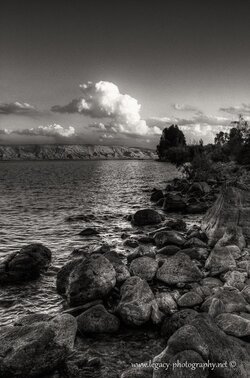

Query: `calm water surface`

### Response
(0, 160, 180, 326)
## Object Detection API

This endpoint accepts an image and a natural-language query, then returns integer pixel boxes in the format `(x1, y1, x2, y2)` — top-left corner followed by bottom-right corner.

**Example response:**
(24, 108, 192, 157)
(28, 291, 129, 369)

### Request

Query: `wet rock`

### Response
(201, 277, 223, 288)
(164, 219, 187, 232)
(104, 251, 130, 284)
(0, 243, 51, 283)
(215, 313, 250, 338)
(129, 257, 158, 281)
(156, 252, 203, 285)
(57, 259, 82, 295)
(132, 209, 163, 226)
(190, 314, 250, 377)
(177, 291, 203, 307)
(127, 245, 155, 263)
(162, 193, 187, 212)
(79, 228, 99, 236)
(77, 304, 120, 334)
(161, 313, 250, 378)
(181, 247, 209, 261)
(208, 298, 226, 318)
(202, 286, 249, 313)
(168, 324, 209, 360)
(151, 299, 165, 325)
(155, 292, 177, 315)
(137, 235, 154, 244)
(124, 239, 139, 248)
(154, 231, 185, 248)
(151, 189, 164, 202)
(117, 276, 154, 326)
(205, 246, 236, 276)
(184, 237, 207, 248)
(156, 245, 180, 256)
(161, 309, 198, 339)
(0, 314, 77, 378)
(66, 255, 116, 306)
(222, 270, 247, 290)
(242, 286, 250, 304)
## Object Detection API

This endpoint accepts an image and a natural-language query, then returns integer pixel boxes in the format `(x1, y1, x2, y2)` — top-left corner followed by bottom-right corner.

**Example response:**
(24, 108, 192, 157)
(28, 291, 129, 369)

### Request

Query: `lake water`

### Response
(0, 160, 180, 326)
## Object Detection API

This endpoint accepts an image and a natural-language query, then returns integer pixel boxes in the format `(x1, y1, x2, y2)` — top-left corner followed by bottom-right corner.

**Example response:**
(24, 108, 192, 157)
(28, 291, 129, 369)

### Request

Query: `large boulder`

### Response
(129, 257, 158, 281)
(177, 291, 204, 307)
(215, 313, 250, 338)
(162, 193, 187, 212)
(132, 209, 163, 226)
(117, 276, 154, 326)
(154, 230, 185, 248)
(202, 286, 249, 313)
(202, 184, 250, 246)
(205, 246, 236, 276)
(156, 252, 203, 285)
(0, 244, 51, 283)
(104, 251, 130, 284)
(0, 314, 77, 377)
(77, 304, 120, 334)
(56, 259, 82, 295)
(161, 309, 198, 339)
(66, 254, 116, 306)
(157, 314, 250, 378)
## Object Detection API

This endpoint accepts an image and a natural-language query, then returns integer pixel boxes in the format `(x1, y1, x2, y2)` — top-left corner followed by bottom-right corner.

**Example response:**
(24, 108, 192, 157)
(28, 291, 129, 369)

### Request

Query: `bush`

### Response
(236, 143, 250, 165)
(181, 153, 215, 181)
(164, 146, 190, 166)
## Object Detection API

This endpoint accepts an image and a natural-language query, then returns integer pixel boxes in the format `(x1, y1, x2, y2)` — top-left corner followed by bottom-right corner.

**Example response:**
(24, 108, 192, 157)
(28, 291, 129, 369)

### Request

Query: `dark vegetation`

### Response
(157, 115, 250, 180)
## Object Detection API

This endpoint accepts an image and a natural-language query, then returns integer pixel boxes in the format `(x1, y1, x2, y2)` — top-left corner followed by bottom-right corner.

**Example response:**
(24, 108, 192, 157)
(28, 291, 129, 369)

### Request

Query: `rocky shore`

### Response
(0, 164, 250, 377)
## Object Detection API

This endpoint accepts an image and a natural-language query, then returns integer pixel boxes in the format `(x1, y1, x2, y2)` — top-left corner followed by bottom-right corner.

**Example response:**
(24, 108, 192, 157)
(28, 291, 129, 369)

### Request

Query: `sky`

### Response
(1, 0, 250, 147)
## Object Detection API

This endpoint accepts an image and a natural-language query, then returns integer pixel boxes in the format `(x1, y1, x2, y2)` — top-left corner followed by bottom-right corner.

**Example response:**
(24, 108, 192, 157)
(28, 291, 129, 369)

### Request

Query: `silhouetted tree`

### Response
(157, 125, 186, 160)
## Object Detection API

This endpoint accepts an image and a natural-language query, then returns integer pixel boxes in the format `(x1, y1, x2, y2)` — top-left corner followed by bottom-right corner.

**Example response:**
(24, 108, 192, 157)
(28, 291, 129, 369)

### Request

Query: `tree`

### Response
(214, 131, 229, 146)
(157, 125, 186, 160)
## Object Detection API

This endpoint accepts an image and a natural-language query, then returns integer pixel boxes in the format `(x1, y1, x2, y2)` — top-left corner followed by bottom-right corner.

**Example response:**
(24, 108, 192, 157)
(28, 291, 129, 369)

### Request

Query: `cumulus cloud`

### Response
(13, 124, 76, 138)
(173, 104, 200, 112)
(0, 102, 38, 115)
(0, 124, 77, 144)
(52, 81, 161, 136)
(148, 112, 232, 144)
(220, 103, 250, 115)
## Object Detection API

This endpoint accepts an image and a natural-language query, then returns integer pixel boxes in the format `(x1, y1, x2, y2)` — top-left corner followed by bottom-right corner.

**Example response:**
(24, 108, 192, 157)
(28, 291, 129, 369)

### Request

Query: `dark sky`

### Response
(1, 0, 250, 146)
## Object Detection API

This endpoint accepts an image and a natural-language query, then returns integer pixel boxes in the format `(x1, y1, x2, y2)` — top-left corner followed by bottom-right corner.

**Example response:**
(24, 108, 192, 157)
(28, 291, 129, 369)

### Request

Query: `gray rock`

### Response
(156, 252, 203, 285)
(161, 309, 198, 339)
(57, 259, 82, 295)
(215, 313, 250, 337)
(117, 276, 154, 326)
(202, 286, 249, 313)
(0, 314, 77, 378)
(168, 324, 209, 360)
(130, 257, 158, 281)
(77, 304, 120, 334)
(66, 254, 116, 306)
(154, 231, 185, 248)
(222, 270, 247, 290)
(132, 209, 163, 226)
(79, 228, 99, 236)
(205, 246, 236, 276)
(0, 244, 51, 283)
(177, 291, 204, 307)
(156, 245, 180, 255)
(155, 292, 177, 315)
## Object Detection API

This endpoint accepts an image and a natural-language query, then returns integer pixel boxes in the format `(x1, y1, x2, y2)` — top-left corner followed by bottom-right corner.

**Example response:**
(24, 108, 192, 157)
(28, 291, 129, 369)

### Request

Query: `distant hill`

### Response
(0, 144, 157, 160)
